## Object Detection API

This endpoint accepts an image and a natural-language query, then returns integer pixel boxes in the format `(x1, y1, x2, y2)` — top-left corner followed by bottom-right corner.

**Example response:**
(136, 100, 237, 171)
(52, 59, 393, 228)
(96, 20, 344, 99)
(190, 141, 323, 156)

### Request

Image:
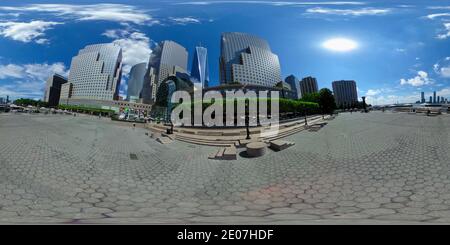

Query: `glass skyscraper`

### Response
(43, 74, 67, 107)
(219, 32, 281, 87)
(127, 62, 147, 103)
(300, 76, 319, 96)
(190, 46, 209, 88)
(142, 40, 188, 104)
(68, 43, 122, 101)
(284, 75, 300, 99)
(332, 80, 358, 108)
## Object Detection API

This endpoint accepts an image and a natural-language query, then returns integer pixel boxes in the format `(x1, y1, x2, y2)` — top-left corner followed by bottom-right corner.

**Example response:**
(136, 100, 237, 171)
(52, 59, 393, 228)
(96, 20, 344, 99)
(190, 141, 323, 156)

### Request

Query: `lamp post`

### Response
(304, 107, 308, 126)
(245, 99, 251, 140)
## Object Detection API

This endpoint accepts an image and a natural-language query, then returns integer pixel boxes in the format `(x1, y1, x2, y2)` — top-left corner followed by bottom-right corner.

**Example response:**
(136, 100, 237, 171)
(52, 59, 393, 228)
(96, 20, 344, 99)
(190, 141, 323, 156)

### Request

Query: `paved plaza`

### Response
(1, 111, 450, 224)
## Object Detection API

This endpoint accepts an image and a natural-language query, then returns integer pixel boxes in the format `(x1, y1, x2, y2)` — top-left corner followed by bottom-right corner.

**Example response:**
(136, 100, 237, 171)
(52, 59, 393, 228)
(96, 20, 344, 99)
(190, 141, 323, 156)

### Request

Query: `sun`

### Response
(322, 38, 358, 52)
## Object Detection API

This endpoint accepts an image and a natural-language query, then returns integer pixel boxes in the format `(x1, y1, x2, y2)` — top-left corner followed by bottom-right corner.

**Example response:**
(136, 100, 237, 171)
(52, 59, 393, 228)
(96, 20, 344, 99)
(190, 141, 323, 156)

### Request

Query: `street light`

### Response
(304, 107, 308, 126)
(245, 99, 251, 140)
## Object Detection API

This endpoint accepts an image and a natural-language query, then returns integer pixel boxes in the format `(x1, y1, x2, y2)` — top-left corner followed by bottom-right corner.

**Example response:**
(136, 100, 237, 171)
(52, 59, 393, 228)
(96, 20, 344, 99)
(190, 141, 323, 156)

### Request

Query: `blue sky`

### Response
(0, 0, 450, 105)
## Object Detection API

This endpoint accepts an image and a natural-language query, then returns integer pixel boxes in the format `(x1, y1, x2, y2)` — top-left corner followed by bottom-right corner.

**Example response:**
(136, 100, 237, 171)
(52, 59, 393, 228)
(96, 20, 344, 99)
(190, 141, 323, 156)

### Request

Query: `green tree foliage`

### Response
(300, 92, 320, 104)
(14, 98, 48, 107)
(318, 88, 336, 114)
(57, 104, 114, 115)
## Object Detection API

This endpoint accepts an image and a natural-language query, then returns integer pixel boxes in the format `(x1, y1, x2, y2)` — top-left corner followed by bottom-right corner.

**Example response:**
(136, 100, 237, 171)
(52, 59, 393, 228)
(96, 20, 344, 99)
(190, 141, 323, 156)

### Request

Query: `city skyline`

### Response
(0, 1, 450, 105)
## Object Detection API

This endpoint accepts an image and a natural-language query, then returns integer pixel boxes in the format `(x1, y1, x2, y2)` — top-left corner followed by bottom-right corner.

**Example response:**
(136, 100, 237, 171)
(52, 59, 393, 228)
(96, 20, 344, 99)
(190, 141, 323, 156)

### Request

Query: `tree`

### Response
(318, 88, 336, 114)
(300, 92, 320, 104)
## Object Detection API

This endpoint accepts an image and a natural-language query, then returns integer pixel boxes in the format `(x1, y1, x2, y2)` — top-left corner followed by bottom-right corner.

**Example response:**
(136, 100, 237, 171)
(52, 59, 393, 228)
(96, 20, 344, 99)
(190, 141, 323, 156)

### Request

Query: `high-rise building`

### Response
(219, 32, 281, 87)
(127, 62, 147, 103)
(433, 91, 437, 103)
(332, 80, 358, 108)
(142, 40, 188, 104)
(68, 43, 122, 101)
(43, 74, 68, 107)
(285, 75, 300, 99)
(300, 76, 319, 96)
(59, 83, 73, 105)
(191, 46, 209, 88)
(421, 92, 425, 103)
(438, 96, 441, 104)
(429, 96, 433, 103)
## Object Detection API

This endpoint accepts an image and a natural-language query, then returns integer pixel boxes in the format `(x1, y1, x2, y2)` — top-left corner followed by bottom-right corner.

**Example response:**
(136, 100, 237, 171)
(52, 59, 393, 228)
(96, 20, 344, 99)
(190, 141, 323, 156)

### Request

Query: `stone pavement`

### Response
(1, 112, 450, 224)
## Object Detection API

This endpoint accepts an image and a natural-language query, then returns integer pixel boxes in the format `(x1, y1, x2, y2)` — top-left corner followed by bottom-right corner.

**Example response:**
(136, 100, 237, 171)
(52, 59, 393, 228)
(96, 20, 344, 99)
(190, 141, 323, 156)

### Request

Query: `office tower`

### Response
(68, 43, 122, 101)
(433, 91, 437, 103)
(59, 83, 73, 104)
(6, 95, 9, 103)
(429, 96, 432, 103)
(285, 75, 301, 99)
(438, 96, 440, 104)
(127, 62, 147, 103)
(300, 76, 319, 96)
(332, 80, 358, 108)
(43, 74, 68, 107)
(421, 92, 425, 103)
(142, 40, 188, 104)
(219, 32, 281, 87)
(191, 46, 209, 88)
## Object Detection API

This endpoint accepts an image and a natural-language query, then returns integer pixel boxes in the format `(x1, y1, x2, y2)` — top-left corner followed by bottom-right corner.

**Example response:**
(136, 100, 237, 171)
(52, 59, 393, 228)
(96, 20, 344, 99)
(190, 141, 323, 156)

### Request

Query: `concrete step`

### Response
(175, 136, 235, 147)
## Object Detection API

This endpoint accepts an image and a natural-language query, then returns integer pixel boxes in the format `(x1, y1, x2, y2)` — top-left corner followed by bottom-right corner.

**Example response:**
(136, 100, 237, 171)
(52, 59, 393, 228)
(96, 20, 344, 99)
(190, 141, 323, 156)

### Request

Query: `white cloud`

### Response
(0, 4, 156, 25)
(0, 62, 67, 99)
(366, 89, 381, 96)
(400, 71, 433, 87)
(0, 20, 61, 43)
(427, 6, 450, 10)
(433, 57, 450, 78)
(436, 23, 450, 39)
(174, 1, 365, 6)
(170, 17, 201, 25)
(305, 7, 391, 16)
(0, 62, 67, 80)
(426, 13, 450, 19)
(103, 29, 152, 75)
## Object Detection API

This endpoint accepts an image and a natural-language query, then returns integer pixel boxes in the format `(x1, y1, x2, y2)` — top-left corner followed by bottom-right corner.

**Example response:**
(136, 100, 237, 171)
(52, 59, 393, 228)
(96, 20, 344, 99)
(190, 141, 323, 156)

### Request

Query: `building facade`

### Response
(59, 83, 73, 104)
(300, 76, 319, 96)
(67, 43, 122, 101)
(332, 80, 358, 108)
(421, 92, 425, 103)
(43, 74, 68, 107)
(190, 46, 209, 89)
(127, 62, 147, 103)
(142, 40, 188, 104)
(219, 32, 281, 87)
(284, 75, 300, 99)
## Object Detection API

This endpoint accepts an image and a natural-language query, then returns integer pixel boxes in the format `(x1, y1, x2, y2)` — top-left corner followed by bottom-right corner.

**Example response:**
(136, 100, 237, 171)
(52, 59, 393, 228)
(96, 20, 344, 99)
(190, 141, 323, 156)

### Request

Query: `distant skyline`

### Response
(0, 0, 450, 105)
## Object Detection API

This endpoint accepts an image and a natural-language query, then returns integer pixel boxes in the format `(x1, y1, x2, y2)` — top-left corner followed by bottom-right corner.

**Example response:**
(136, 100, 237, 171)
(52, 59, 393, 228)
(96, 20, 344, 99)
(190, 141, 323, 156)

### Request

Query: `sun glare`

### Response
(322, 38, 358, 52)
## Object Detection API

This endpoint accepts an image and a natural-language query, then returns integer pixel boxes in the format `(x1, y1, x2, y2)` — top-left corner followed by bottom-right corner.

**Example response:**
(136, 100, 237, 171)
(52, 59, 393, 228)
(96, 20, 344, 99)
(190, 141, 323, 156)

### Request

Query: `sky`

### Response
(0, 0, 450, 105)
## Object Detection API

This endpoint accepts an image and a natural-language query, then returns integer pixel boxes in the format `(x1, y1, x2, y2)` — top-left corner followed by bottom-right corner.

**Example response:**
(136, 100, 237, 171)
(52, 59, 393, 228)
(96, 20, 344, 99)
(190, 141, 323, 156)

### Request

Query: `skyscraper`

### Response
(43, 74, 68, 107)
(285, 75, 300, 99)
(219, 32, 281, 87)
(438, 96, 440, 104)
(127, 62, 147, 103)
(429, 96, 433, 103)
(300, 76, 319, 96)
(191, 46, 209, 88)
(421, 92, 425, 103)
(433, 91, 437, 104)
(332, 80, 358, 108)
(142, 40, 188, 104)
(68, 43, 122, 101)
